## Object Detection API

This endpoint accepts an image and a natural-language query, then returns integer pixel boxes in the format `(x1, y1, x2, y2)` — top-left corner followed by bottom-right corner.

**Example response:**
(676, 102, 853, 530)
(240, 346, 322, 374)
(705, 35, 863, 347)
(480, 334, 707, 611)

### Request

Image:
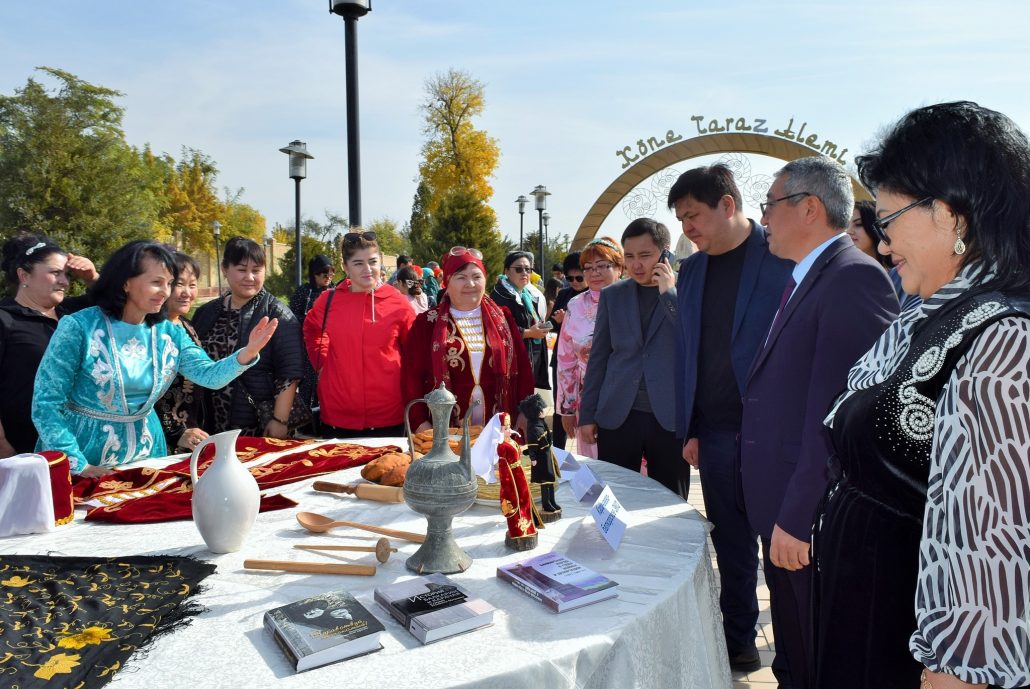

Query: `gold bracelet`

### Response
(920, 669, 932, 689)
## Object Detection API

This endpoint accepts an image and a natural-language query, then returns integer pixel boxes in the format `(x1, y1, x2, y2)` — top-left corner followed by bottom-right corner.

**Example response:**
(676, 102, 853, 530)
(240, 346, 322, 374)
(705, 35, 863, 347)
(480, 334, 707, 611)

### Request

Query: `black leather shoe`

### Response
(728, 646, 761, 672)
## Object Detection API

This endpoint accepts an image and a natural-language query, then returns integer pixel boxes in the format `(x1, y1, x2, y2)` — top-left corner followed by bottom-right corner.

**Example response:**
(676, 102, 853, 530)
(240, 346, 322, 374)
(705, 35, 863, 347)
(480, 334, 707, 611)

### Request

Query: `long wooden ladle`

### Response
(296, 511, 425, 544)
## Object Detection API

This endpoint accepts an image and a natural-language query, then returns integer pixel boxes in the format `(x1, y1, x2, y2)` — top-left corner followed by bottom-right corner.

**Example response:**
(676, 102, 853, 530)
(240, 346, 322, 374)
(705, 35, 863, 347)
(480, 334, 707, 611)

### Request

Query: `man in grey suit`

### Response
(741, 156, 899, 688)
(579, 218, 688, 496)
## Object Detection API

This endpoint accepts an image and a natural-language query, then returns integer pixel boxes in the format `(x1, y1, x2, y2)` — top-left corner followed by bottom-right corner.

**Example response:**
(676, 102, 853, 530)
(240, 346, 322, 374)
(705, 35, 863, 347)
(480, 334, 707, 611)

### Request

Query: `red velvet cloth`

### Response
(69, 436, 401, 524)
(40, 451, 73, 525)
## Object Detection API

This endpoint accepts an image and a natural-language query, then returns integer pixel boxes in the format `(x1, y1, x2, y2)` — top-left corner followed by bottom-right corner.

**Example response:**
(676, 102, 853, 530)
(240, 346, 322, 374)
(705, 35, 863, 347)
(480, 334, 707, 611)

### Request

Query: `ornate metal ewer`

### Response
(402, 384, 478, 574)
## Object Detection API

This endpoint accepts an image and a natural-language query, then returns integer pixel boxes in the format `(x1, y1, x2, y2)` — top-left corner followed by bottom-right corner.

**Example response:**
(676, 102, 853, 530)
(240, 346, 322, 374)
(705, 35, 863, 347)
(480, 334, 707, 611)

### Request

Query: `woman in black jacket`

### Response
(490, 250, 550, 390)
(192, 237, 305, 438)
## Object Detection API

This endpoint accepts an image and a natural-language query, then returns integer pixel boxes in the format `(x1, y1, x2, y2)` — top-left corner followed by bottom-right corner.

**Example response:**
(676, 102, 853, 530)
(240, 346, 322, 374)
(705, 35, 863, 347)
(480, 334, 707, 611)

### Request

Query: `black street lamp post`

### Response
(329, 0, 371, 227)
(279, 140, 314, 290)
(542, 211, 551, 270)
(530, 185, 550, 278)
(212, 220, 222, 293)
(516, 195, 528, 250)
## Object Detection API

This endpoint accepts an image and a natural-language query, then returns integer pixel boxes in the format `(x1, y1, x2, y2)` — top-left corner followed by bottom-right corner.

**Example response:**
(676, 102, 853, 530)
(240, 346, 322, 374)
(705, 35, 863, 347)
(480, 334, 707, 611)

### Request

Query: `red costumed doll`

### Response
(496, 413, 541, 551)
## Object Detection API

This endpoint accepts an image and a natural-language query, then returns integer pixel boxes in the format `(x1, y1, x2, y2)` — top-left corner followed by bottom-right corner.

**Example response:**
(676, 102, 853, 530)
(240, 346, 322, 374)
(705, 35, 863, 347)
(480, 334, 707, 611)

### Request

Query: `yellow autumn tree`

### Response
(418, 69, 500, 220)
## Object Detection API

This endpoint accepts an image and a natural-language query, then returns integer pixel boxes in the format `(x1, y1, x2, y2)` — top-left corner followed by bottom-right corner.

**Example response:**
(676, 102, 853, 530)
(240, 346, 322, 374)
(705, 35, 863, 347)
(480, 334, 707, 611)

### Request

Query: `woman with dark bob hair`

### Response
(490, 250, 551, 389)
(192, 237, 304, 438)
(0, 233, 98, 457)
(813, 102, 1030, 689)
(32, 240, 278, 477)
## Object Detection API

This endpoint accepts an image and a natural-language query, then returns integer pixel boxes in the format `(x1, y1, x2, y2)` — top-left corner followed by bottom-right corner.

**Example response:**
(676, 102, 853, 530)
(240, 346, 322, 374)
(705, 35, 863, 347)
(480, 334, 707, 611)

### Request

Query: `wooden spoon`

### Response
(296, 511, 425, 544)
(295, 538, 398, 563)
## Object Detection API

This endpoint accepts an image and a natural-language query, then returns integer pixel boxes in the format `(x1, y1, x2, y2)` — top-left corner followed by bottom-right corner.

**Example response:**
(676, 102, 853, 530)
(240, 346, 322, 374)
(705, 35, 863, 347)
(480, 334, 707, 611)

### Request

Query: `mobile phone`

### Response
(538, 321, 554, 332)
(659, 249, 675, 265)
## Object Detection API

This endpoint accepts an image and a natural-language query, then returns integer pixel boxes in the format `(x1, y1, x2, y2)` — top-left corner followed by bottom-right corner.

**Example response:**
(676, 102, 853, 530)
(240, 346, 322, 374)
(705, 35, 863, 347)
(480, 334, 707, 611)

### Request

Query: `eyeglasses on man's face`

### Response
(759, 192, 812, 215)
(868, 197, 934, 245)
(582, 262, 614, 274)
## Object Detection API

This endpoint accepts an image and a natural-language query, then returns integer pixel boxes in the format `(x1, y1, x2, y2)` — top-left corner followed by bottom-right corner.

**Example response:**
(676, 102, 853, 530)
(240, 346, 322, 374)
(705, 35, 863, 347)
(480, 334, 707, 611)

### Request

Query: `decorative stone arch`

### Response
(572, 132, 871, 250)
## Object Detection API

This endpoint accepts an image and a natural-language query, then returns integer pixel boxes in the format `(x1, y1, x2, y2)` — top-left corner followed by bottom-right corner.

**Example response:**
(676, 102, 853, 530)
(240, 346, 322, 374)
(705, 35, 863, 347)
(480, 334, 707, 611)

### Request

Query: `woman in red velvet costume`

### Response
(402, 247, 535, 432)
(495, 412, 540, 549)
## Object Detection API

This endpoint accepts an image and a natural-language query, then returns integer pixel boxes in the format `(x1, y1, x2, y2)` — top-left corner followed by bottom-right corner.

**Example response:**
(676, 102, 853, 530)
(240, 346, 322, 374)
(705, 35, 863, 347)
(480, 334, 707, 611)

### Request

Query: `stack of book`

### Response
(263, 590, 385, 672)
(374, 573, 496, 644)
(497, 551, 619, 612)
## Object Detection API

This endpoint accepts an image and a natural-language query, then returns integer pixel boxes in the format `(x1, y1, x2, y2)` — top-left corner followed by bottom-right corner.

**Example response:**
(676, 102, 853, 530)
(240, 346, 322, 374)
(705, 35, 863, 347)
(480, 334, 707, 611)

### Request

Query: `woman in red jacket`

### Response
(303, 231, 415, 438)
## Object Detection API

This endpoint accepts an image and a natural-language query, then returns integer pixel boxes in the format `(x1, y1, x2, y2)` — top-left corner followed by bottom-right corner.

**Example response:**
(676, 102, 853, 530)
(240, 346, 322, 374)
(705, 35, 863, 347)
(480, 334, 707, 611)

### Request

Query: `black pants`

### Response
(762, 535, 813, 689)
(596, 409, 689, 498)
(696, 426, 760, 654)
(550, 364, 567, 449)
(321, 423, 405, 440)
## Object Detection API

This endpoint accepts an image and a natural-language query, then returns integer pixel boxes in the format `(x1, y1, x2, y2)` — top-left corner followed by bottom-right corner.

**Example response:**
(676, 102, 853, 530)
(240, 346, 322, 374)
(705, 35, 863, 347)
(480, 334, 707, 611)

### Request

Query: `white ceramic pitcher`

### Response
(189, 429, 260, 553)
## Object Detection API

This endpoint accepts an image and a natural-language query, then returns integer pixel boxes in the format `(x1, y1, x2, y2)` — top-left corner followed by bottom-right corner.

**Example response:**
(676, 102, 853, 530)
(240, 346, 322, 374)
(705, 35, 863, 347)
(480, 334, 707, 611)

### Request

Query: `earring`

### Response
(954, 226, 966, 256)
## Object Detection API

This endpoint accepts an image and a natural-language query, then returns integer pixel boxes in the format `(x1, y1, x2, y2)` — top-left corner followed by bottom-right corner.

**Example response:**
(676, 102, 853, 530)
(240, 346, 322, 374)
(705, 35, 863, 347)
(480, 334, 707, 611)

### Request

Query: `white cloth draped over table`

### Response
(0, 438, 731, 689)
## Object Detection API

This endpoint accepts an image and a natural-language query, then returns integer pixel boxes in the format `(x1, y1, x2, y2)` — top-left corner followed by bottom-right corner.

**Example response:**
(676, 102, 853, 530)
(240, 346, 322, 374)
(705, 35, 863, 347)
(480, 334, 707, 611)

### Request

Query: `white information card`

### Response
(590, 484, 627, 550)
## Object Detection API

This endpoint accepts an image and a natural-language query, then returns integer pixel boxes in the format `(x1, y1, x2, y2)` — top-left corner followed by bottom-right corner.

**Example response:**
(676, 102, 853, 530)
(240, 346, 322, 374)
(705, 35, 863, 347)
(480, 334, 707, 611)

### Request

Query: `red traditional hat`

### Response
(441, 247, 486, 284)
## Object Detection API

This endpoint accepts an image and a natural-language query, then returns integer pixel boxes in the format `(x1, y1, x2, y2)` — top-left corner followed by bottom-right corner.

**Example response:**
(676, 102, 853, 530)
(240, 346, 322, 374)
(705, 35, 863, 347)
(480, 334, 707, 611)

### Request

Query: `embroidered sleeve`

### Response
(910, 317, 1030, 685)
(174, 325, 256, 390)
(31, 316, 89, 472)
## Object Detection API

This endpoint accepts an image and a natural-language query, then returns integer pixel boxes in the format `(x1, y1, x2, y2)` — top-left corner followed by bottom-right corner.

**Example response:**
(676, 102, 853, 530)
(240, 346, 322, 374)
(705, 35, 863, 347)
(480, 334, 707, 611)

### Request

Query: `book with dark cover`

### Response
(263, 589, 385, 672)
(374, 573, 495, 644)
(496, 551, 618, 612)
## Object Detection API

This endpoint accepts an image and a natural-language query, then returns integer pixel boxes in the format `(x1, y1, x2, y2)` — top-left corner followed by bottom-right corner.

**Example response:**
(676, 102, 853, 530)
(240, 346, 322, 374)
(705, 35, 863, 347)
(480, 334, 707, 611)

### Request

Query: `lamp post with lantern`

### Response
(530, 185, 550, 279)
(516, 195, 528, 250)
(279, 140, 314, 290)
(212, 220, 222, 294)
(329, 0, 371, 227)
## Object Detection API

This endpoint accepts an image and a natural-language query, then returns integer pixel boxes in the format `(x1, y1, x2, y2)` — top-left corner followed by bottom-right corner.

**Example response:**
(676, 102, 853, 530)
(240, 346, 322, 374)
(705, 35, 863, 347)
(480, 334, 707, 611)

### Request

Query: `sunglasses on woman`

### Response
(402, 279, 423, 288)
(343, 230, 377, 245)
(448, 246, 483, 259)
(868, 197, 933, 245)
(510, 266, 532, 274)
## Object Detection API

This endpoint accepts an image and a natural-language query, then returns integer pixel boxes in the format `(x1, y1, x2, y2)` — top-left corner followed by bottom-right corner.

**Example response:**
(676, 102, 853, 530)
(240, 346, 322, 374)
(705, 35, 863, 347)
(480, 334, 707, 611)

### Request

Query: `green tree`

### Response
(0, 67, 159, 261)
(405, 180, 435, 263)
(523, 230, 571, 276)
(417, 69, 500, 223)
(429, 189, 506, 279)
(264, 235, 340, 301)
(366, 217, 407, 258)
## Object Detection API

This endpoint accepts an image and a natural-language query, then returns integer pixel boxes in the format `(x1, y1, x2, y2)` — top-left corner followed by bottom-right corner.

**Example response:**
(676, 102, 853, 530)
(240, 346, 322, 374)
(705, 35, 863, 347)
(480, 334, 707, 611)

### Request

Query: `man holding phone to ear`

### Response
(578, 218, 688, 497)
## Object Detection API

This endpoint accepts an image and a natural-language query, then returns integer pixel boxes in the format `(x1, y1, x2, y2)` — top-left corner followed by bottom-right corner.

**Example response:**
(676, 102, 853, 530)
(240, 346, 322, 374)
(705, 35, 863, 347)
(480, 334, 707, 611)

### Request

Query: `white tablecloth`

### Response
(0, 439, 731, 689)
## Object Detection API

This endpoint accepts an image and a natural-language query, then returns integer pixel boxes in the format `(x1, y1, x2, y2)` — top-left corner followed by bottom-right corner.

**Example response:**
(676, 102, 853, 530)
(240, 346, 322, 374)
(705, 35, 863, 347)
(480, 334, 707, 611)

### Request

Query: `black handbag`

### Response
(241, 383, 313, 435)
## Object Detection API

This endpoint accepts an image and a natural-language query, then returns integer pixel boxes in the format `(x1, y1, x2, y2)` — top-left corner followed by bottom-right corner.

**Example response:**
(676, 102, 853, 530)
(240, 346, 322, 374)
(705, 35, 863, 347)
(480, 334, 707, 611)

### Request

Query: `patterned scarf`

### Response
(429, 295, 514, 419)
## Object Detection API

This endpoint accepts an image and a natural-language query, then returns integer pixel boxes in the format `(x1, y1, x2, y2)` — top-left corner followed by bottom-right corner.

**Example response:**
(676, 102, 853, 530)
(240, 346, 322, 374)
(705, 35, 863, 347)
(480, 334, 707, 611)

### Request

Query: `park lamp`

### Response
(531, 185, 550, 212)
(329, 0, 371, 17)
(516, 195, 528, 215)
(212, 220, 221, 239)
(279, 140, 313, 180)
(542, 211, 550, 231)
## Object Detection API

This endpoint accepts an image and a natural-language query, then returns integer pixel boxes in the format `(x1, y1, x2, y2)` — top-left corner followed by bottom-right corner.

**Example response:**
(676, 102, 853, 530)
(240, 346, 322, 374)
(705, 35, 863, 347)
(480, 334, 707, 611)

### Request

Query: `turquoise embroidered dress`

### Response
(32, 306, 257, 473)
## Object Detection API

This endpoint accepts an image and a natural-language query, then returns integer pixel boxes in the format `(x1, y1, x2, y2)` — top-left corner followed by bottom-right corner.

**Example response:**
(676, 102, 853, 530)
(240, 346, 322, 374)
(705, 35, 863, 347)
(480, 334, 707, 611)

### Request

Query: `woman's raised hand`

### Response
(238, 317, 279, 364)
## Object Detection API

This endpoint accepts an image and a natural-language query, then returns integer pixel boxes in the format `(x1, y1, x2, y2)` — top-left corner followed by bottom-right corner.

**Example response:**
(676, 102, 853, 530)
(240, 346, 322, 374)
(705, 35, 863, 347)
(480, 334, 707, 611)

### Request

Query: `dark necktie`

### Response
(765, 277, 797, 344)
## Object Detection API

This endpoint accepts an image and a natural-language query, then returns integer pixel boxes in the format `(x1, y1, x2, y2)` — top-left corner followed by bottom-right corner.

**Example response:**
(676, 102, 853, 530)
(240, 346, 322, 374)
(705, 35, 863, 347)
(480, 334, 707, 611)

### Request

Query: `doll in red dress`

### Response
(496, 413, 541, 550)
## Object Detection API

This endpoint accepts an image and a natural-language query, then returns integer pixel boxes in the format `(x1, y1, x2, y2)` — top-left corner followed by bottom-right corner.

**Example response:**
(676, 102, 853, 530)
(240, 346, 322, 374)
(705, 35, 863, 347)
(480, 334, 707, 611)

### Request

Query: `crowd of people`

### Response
(0, 100, 1028, 687)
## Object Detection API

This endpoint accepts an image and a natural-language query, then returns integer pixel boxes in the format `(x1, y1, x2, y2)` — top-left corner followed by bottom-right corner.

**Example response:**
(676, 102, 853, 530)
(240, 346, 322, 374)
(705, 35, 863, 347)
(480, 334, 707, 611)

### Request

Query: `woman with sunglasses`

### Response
(192, 237, 304, 439)
(850, 200, 921, 311)
(402, 247, 535, 432)
(490, 251, 551, 390)
(394, 265, 435, 315)
(555, 238, 623, 458)
(544, 252, 586, 449)
(812, 102, 1030, 689)
(303, 230, 415, 438)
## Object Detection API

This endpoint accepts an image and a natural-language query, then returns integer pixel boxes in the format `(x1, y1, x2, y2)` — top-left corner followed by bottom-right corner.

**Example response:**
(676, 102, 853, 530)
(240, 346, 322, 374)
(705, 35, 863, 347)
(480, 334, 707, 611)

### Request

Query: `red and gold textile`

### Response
(40, 450, 74, 526)
(497, 439, 537, 541)
(68, 436, 401, 524)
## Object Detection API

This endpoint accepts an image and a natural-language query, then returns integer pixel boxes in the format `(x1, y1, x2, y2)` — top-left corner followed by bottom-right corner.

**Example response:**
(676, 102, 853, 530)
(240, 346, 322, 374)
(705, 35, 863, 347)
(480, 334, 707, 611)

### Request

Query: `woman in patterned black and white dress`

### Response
(813, 102, 1030, 689)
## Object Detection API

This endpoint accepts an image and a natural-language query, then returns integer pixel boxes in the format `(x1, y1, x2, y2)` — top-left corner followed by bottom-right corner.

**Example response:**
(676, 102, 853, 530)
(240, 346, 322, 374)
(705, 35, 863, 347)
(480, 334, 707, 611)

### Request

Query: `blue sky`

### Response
(3, 1, 1029, 253)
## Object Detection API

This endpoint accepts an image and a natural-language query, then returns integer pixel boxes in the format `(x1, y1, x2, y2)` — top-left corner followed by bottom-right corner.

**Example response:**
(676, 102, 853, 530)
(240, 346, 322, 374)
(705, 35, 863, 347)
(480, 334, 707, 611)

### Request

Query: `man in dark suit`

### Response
(740, 156, 899, 688)
(579, 218, 687, 496)
(670, 164, 793, 673)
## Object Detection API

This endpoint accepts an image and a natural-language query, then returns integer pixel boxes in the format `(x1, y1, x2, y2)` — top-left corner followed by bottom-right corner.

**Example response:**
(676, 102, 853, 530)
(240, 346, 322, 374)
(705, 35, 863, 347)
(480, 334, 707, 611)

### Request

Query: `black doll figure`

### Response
(519, 394, 561, 522)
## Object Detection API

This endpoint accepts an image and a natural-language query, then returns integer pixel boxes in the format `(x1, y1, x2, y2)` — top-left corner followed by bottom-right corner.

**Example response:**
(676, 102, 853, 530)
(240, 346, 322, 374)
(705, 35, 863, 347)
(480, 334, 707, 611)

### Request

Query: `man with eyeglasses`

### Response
(668, 163, 793, 673)
(741, 156, 899, 689)
(545, 252, 586, 449)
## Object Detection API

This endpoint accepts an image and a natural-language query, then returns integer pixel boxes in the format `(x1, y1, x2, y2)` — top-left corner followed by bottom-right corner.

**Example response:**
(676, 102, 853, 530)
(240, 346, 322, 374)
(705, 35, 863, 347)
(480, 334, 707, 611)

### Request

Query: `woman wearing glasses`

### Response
(813, 102, 1030, 689)
(544, 252, 586, 449)
(556, 238, 623, 458)
(192, 237, 304, 439)
(394, 265, 435, 315)
(303, 231, 415, 439)
(402, 247, 535, 432)
(850, 200, 921, 311)
(490, 251, 551, 390)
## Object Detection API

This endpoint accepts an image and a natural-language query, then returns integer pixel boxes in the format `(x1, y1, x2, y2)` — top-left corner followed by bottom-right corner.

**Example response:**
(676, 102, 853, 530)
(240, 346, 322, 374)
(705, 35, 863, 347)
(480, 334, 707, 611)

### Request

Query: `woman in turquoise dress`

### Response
(32, 241, 278, 478)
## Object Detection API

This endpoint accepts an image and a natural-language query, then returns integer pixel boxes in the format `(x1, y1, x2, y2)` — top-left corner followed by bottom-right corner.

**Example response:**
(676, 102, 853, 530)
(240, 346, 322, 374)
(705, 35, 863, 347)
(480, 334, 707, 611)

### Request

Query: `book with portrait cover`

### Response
(374, 573, 495, 644)
(496, 551, 618, 612)
(263, 589, 385, 672)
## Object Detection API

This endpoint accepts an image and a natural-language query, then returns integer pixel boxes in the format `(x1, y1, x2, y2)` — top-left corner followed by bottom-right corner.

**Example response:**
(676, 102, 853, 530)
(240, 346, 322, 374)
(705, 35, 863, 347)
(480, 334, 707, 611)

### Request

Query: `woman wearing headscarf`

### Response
(813, 101, 1030, 689)
(402, 248, 535, 432)
(0, 234, 98, 456)
(490, 251, 551, 390)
